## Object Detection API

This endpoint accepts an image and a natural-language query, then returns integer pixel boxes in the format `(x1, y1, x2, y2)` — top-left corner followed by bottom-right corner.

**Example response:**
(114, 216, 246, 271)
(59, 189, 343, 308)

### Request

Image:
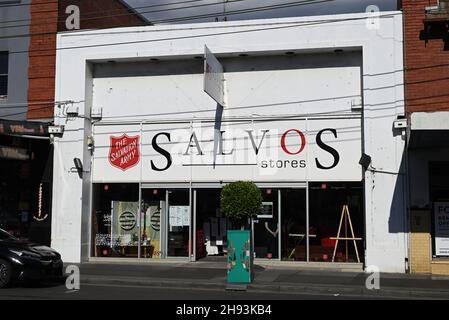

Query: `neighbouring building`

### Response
(402, 0, 449, 275)
(51, 11, 408, 273)
(0, 0, 148, 245)
(0, 0, 49, 243)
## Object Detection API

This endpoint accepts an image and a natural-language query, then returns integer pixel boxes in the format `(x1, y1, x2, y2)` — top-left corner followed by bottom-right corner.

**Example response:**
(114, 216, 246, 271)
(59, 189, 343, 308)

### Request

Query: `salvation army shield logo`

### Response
(109, 134, 140, 171)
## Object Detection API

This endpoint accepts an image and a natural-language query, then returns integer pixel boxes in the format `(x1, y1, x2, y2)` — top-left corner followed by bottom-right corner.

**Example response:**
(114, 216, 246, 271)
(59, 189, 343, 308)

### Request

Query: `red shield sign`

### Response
(109, 134, 140, 171)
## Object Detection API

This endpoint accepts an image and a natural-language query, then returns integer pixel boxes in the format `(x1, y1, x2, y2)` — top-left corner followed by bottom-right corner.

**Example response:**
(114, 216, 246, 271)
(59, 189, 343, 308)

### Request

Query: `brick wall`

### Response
(57, 0, 147, 31)
(27, 0, 58, 120)
(27, 0, 148, 120)
(403, 0, 449, 113)
(431, 261, 449, 275)
(410, 210, 431, 274)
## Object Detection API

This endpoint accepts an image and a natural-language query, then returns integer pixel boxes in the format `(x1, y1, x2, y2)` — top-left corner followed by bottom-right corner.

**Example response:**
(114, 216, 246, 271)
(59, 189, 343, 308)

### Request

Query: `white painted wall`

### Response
(53, 12, 407, 272)
(92, 53, 361, 122)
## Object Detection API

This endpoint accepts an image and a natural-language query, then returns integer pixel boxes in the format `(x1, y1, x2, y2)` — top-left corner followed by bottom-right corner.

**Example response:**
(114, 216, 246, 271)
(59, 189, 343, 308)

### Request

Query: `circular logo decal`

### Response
(119, 211, 136, 231)
(150, 209, 161, 232)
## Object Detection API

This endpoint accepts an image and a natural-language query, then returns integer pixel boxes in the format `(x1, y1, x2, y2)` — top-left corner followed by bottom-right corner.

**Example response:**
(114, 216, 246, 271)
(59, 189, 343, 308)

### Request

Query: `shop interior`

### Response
(430, 162, 449, 258)
(0, 135, 52, 245)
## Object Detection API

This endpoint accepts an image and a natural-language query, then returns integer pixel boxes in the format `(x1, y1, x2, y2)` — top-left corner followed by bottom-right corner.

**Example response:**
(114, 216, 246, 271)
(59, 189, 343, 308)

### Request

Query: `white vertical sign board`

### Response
(434, 202, 449, 256)
(203, 45, 226, 107)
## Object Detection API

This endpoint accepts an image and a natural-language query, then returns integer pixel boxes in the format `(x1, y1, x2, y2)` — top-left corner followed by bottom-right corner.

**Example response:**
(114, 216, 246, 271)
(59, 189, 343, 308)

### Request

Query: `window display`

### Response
(309, 182, 363, 263)
(92, 183, 139, 258)
(90, 183, 364, 263)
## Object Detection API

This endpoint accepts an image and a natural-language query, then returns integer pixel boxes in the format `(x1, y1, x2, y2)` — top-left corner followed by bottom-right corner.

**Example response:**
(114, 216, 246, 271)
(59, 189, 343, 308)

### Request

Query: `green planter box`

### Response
(226, 230, 253, 284)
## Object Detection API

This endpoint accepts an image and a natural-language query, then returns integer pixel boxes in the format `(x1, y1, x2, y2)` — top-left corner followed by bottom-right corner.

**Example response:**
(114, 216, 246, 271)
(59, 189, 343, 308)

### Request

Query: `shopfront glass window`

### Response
(92, 183, 139, 258)
(309, 182, 363, 263)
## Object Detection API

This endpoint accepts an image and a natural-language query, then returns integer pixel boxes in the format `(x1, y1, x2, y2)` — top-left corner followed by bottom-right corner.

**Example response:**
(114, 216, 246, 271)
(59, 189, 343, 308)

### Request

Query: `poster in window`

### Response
(434, 202, 449, 257)
(169, 206, 190, 229)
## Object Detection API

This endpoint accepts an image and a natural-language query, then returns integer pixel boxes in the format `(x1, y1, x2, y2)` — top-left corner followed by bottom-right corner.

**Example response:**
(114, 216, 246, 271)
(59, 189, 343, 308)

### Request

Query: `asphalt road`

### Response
(0, 282, 387, 300)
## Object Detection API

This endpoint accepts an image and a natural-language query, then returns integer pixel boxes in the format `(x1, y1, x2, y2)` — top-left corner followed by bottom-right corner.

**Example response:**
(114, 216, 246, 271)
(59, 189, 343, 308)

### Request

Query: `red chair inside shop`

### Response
(318, 227, 342, 262)
(321, 237, 336, 248)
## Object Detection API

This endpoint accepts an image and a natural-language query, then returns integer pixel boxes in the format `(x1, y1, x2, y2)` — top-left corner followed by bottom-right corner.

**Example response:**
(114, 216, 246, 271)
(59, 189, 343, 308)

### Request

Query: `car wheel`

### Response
(0, 259, 12, 288)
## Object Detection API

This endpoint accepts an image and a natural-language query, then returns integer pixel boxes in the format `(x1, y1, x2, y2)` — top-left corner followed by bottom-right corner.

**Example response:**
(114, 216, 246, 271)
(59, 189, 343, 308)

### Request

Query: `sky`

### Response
(123, 0, 398, 25)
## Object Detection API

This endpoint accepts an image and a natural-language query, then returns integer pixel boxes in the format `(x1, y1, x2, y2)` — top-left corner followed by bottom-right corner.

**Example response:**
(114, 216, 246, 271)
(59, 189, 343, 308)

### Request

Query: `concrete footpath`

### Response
(74, 260, 449, 299)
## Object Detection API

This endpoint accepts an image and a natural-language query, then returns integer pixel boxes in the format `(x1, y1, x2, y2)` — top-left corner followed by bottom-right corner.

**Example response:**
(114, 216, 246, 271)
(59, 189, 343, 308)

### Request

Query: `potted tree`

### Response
(220, 181, 262, 284)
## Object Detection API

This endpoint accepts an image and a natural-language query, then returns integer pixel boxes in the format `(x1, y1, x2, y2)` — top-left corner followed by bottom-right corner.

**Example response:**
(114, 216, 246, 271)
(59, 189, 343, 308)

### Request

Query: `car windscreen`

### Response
(0, 229, 16, 240)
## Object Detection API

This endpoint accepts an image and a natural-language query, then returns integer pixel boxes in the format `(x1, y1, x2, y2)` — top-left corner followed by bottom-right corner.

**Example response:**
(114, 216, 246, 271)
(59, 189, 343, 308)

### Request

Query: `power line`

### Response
(4, 0, 414, 28)
(3, 63, 426, 113)
(0, 0, 328, 33)
(0, 10, 425, 118)
(1, 103, 58, 118)
(0, 100, 67, 108)
(0, 80, 410, 119)
(1, 100, 82, 118)
(0, 11, 410, 116)
(0, 9, 422, 112)
(0, 1, 431, 34)
(0, 1, 426, 27)
(152, 0, 334, 24)
(0, 0, 57, 9)
(0, 0, 210, 26)
(5, 8, 398, 54)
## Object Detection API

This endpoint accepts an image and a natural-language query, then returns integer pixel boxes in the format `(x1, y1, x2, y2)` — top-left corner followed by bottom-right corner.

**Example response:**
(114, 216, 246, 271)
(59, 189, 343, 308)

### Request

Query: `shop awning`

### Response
(408, 111, 449, 149)
(0, 119, 49, 137)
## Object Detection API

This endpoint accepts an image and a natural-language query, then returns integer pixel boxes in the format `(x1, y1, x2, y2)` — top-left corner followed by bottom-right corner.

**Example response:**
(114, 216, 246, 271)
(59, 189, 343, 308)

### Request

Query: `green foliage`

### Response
(220, 181, 262, 227)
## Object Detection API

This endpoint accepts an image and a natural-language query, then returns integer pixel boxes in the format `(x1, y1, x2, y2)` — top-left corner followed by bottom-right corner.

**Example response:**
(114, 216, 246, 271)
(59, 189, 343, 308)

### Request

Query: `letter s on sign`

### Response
(281, 129, 306, 155)
(315, 128, 340, 170)
(151, 132, 172, 172)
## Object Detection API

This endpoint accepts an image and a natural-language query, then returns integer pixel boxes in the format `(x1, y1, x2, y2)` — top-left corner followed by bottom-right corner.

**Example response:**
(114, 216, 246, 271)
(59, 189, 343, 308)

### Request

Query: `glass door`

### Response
(140, 188, 165, 259)
(194, 189, 228, 261)
(281, 188, 307, 261)
(253, 188, 279, 259)
(167, 189, 191, 258)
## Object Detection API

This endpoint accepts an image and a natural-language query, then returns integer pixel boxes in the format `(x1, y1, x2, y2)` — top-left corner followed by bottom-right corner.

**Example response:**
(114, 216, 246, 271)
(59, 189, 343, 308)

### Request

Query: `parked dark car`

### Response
(0, 228, 63, 288)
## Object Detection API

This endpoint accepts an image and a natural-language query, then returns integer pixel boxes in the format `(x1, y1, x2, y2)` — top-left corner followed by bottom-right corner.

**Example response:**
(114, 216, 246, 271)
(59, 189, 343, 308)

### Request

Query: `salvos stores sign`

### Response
(92, 118, 362, 182)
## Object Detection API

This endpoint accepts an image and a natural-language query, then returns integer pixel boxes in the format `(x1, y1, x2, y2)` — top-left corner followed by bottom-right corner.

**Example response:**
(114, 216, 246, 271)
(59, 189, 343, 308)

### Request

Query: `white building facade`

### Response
(52, 12, 408, 273)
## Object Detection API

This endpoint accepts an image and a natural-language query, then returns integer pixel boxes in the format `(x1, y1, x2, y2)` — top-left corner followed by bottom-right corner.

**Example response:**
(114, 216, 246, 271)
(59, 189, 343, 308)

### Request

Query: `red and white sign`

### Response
(109, 134, 140, 171)
(95, 118, 362, 182)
